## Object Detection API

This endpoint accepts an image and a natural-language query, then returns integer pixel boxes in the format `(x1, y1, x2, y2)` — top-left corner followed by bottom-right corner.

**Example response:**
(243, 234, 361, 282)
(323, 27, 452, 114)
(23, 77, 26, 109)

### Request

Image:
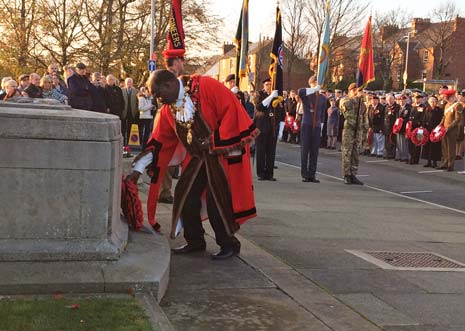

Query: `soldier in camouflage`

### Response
(340, 83, 368, 185)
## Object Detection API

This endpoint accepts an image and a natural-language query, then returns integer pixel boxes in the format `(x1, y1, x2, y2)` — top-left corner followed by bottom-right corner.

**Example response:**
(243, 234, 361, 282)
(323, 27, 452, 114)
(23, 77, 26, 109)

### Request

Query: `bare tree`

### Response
(424, 0, 459, 78)
(373, 7, 412, 90)
(282, 0, 312, 89)
(0, 0, 38, 72)
(304, 0, 369, 84)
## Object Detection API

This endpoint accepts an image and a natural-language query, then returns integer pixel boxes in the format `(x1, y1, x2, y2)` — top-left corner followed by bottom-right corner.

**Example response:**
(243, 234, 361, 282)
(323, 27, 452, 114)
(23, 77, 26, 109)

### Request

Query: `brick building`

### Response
(324, 16, 465, 91)
(201, 39, 311, 92)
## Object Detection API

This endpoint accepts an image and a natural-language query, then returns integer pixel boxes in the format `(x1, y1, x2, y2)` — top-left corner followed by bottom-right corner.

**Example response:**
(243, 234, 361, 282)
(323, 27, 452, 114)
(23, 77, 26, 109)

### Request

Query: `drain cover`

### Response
(346, 250, 465, 271)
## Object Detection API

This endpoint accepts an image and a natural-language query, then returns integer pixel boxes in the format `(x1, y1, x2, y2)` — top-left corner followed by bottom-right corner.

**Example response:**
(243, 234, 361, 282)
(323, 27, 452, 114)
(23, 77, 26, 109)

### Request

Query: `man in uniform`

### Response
(438, 89, 463, 171)
(340, 83, 367, 185)
(384, 94, 399, 159)
(224, 74, 236, 90)
(254, 78, 279, 181)
(408, 92, 427, 164)
(367, 94, 385, 157)
(298, 76, 323, 182)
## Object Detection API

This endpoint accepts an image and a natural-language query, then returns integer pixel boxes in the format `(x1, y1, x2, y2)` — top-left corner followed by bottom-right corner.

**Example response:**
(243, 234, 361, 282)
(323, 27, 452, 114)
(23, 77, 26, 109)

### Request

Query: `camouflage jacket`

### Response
(340, 96, 368, 131)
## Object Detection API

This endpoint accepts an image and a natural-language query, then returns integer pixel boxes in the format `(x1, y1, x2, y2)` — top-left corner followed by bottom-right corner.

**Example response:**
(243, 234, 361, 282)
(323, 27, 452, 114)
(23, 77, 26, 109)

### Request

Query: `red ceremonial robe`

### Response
(142, 75, 258, 237)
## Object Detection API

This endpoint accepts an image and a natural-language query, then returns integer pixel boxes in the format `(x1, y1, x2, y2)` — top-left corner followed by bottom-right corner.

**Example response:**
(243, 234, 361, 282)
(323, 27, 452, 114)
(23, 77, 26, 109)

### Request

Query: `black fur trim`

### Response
(234, 207, 256, 220)
(214, 123, 257, 147)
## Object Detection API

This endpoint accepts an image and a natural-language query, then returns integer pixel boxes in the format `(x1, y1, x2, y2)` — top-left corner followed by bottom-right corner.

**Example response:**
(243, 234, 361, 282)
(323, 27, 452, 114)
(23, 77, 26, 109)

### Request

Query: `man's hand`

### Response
(127, 171, 141, 184)
(270, 90, 279, 99)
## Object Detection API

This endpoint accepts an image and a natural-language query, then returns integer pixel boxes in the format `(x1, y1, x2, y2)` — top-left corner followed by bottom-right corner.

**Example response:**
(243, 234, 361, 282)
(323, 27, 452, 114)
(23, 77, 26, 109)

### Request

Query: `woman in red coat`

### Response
(129, 70, 258, 260)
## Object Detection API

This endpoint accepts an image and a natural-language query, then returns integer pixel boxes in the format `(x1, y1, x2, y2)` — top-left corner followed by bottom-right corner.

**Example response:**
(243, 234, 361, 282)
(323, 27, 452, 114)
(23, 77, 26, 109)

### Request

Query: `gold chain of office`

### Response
(169, 85, 195, 145)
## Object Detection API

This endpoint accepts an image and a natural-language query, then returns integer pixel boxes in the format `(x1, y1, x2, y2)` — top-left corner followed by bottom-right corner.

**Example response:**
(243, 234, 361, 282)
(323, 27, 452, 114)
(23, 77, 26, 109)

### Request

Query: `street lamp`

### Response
(150, 0, 155, 60)
(400, 31, 416, 90)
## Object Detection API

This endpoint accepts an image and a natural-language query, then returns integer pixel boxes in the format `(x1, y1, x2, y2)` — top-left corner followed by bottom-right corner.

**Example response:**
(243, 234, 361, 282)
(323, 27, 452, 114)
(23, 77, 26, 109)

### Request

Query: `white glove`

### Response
(231, 86, 239, 94)
(306, 85, 320, 96)
(262, 90, 278, 107)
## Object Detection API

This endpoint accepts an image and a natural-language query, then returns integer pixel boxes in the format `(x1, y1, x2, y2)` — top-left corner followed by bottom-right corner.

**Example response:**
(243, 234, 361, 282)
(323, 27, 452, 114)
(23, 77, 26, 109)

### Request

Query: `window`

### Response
(423, 50, 428, 63)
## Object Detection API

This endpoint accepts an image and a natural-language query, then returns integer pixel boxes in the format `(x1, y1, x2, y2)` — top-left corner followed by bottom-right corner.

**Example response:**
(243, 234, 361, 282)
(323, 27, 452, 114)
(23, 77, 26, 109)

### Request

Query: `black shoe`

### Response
(172, 243, 206, 254)
(152, 223, 161, 233)
(267, 177, 277, 181)
(274, 165, 278, 169)
(302, 177, 310, 182)
(343, 175, 352, 184)
(437, 166, 447, 170)
(158, 196, 174, 204)
(308, 177, 320, 183)
(257, 176, 266, 181)
(424, 162, 432, 168)
(447, 167, 454, 172)
(351, 175, 364, 185)
(211, 248, 237, 260)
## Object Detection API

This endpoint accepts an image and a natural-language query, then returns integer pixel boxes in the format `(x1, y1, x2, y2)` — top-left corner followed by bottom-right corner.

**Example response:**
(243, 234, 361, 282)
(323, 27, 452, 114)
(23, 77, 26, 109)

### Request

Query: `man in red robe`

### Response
(129, 70, 258, 260)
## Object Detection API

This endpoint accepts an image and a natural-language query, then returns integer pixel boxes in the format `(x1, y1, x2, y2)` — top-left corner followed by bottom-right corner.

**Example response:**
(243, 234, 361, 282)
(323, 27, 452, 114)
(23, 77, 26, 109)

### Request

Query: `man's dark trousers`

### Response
(256, 129, 276, 179)
(180, 166, 240, 251)
(301, 124, 321, 179)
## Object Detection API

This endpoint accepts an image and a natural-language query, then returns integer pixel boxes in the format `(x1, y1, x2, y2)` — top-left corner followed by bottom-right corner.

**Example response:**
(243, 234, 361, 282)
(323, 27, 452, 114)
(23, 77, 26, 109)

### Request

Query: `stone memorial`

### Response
(0, 101, 128, 261)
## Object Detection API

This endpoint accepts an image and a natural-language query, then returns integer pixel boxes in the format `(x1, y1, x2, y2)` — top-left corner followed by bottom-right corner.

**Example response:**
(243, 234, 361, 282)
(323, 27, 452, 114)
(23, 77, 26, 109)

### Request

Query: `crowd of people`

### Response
(0, 63, 156, 147)
(223, 74, 465, 182)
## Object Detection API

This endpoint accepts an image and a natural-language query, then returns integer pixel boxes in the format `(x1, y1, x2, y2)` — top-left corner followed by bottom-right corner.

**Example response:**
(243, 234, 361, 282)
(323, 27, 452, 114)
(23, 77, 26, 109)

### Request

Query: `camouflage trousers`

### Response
(341, 127, 362, 176)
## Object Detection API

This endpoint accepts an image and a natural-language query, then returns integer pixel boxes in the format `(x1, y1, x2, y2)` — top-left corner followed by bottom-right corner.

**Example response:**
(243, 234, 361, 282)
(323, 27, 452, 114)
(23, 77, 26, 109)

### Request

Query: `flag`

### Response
(317, 2, 330, 86)
(234, 0, 249, 86)
(269, 5, 283, 96)
(356, 16, 375, 88)
(162, 0, 185, 59)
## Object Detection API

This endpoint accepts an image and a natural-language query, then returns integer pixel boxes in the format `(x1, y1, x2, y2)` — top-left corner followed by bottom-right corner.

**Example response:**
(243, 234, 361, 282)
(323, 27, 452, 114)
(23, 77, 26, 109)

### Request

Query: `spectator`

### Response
(105, 74, 124, 119)
(3, 79, 21, 100)
(46, 63, 66, 88)
(63, 65, 75, 84)
(243, 91, 255, 119)
(17, 74, 30, 94)
(326, 97, 339, 149)
(67, 63, 93, 110)
(90, 72, 107, 113)
(24, 73, 43, 98)
(0, 76, 12, 99)
(122, 77, 139, 145)
(52, 74, 69, 97)
(41, 75, 67, 103)
(138, 86, 155, 148)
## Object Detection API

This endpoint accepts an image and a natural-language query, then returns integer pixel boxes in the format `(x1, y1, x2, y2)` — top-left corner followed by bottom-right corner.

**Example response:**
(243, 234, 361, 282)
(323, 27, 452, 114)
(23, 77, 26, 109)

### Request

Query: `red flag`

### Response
(356, 16, 375, 88)
(163, 0, 185, 59)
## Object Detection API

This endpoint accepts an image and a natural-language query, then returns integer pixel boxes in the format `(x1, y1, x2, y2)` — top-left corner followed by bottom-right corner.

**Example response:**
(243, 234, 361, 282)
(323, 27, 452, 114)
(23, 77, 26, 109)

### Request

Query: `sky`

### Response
(208, 0, 464, 43)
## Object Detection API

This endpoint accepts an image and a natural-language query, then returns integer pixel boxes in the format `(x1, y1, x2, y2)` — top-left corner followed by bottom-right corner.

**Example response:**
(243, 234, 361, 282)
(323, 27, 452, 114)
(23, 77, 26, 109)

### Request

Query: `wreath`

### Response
(410, 127, 430, 146)
(392, 117, 403, 134)
(285, 114, 295, 129)
(291, 119, 301, 134)
(430, 125, 446, 143)
(405, 121, 413, 139)
(121, 174, 145, 230)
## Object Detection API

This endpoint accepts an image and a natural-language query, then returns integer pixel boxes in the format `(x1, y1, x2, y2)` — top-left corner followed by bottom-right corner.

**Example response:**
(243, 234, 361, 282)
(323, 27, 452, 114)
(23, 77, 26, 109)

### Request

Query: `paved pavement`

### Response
(149, 142, 465, 330)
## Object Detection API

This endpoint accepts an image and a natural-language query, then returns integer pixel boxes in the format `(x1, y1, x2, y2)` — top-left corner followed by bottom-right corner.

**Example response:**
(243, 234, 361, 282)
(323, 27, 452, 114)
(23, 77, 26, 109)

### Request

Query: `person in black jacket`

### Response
(368, 95, 385, 157)
(395, 95, 411, 162)
(105, 74, 125, 119)
(68, 63, 93, 110)
(421, 96, 443, 168)
(90, 72, 107, 113)
(408, 92, 427, 164)
(24, 73, 43, 98)
(384, 94, 399, 159)
(253, 78, 280, 181)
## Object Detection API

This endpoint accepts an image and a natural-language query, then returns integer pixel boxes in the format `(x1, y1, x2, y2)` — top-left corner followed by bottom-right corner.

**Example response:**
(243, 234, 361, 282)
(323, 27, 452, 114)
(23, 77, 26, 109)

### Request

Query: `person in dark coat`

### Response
(253, 78, 280, 181)
(68, 63, 93, 110)
(90, 72, 107, 113)
(105, 74, 125, 118)
(368, 95, 385, 157)
(326, 97, 339, 149)
(395, 95, 411, 162)
(422, 96, 443, 168)
(24, 73, 43, 98)
(384, 94, 399, 159)
(408, 92, 427, 164)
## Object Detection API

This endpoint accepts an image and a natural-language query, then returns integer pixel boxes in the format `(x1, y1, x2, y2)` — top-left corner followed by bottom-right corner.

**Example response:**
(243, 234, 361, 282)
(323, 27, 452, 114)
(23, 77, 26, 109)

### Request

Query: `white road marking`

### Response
(458, 171, 465, 174)
(357, 175, 370, 177)
(400, 190, 433, 194)
(275, 160, 465, 215)
(418, 170, 444, 174)
(365, 159, 389, 163)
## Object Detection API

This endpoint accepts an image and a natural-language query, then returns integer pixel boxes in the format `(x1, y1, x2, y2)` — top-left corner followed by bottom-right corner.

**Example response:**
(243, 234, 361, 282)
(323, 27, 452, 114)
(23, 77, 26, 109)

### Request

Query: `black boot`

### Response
(343, 175, 352, 184)
(351, 175, 364, 185)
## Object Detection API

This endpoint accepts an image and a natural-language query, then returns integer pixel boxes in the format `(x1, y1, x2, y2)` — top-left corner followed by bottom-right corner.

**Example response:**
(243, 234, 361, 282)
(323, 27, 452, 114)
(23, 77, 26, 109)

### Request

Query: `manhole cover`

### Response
(345, 250, 465, 271)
